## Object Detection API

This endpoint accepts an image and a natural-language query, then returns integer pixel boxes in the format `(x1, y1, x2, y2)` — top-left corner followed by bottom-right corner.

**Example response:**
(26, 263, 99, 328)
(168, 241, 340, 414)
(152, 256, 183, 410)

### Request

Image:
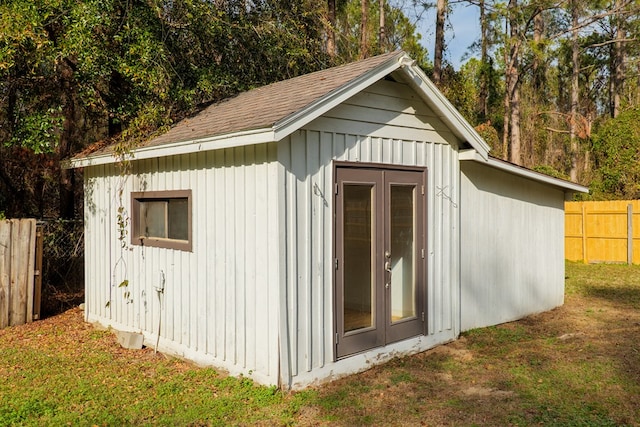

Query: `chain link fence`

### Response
(38, 220, 84, 317)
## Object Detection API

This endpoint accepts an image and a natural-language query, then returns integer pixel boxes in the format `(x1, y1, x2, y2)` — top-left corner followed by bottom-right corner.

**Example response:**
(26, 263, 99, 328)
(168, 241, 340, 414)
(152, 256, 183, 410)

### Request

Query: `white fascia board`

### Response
(459, 149, 589, 193)
(398, 60, 491, 160)
(67, 128, 276, 169)
(273, 53, 405, 141)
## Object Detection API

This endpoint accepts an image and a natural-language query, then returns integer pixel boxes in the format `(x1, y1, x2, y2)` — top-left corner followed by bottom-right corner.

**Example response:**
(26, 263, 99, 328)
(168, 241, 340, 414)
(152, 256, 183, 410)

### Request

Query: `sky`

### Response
(411, 2, 482, 69)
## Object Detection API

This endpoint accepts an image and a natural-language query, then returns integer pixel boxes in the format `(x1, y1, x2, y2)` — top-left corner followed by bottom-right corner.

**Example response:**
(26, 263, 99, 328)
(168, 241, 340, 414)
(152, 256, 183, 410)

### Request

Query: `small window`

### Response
(131, 190, 192, 251)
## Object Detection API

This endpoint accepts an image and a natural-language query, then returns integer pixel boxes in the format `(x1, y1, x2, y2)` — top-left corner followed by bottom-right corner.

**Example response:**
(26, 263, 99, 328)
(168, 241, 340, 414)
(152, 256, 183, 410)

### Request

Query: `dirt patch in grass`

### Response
(1, 262, 639, 426)
(301, 263, 640, 426)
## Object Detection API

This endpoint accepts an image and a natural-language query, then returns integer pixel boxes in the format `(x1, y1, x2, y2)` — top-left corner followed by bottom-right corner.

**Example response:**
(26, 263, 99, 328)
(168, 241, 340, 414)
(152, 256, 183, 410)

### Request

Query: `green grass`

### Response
(1, 262, 639, 425)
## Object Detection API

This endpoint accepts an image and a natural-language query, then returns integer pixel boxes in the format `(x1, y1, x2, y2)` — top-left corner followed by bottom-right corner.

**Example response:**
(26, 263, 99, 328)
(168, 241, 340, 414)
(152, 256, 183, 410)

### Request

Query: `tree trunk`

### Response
(569, 0, 579, 182)
(360, 0, 369, 58)
(478, 0, 488, 121)
(379, 0, 385, 51)
(327, 0, 337, 57)
(611, 0, 626, 118)
(58, 59, 77, 219)
(502, 15, 510, 161)
(433, 0, 447, 85)
(532, 9, 544, 92)
(507, 0, 521, 165)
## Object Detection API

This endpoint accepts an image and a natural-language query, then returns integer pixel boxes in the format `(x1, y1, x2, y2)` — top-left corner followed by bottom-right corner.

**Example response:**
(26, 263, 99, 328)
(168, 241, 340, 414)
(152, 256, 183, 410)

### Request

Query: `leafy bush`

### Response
(590, 108, 640, 199)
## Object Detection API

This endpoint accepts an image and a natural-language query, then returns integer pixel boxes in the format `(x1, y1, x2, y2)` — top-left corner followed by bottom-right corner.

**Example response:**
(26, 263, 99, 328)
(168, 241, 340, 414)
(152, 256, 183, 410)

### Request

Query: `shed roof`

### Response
(459, 150, 589, 193)
(69, 51, 491, 168)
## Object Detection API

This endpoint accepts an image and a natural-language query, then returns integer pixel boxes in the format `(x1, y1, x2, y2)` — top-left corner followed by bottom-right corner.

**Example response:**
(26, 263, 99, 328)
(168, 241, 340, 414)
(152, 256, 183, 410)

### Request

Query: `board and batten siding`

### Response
(279, 78, 462, 388)
(83, 144, 281, 385)
(460, 161, 565, 331)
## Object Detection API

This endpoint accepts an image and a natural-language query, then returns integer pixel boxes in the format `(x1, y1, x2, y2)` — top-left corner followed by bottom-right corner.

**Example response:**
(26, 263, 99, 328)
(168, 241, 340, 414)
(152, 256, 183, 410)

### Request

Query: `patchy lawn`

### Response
(1, 262, 639, 426)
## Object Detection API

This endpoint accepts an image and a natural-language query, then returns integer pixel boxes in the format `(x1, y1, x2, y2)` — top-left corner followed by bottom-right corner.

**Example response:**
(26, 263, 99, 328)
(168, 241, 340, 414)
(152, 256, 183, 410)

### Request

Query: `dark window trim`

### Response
(131, 190, 193, 252)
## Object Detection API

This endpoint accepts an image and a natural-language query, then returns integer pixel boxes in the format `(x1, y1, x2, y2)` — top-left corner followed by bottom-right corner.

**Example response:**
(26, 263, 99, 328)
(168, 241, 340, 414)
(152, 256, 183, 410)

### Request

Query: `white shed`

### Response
(70, 51, 588, 389)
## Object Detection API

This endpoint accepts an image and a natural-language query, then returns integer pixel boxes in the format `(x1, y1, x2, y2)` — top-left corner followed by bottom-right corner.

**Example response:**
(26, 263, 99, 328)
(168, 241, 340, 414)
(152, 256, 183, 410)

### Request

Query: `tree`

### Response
(334, 0, 430, 66)
(360, 0, 369, 58)
(327, 0, 338, 56)
(0, 0, 330, 218)
(591, 107, 640, 198)
(433, 0, 448, 85)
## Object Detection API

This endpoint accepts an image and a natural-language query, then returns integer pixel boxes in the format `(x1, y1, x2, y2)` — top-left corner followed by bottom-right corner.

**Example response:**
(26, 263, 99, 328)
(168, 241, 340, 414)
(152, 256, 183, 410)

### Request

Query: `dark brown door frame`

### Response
(333, 162, 427, 360)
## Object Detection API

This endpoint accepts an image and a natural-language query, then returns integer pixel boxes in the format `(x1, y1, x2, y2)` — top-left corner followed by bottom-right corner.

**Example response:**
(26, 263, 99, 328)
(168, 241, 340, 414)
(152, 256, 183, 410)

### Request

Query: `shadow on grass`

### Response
(581, 284, 640, 309)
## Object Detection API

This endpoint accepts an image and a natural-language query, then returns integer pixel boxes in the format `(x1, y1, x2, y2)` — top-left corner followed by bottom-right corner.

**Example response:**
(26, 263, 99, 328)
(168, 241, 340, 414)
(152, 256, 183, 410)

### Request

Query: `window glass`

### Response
(168, 198, 188, 240)
(131, 190, 192, 251)
(142, 201, 168, 238)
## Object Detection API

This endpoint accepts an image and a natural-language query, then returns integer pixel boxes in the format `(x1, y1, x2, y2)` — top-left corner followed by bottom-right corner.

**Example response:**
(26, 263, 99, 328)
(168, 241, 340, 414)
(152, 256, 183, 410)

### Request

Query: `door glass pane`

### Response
(390, 185, 416, 322)
(141, 201, 167, 238)
(168, 198, 189, 240)
(343, 184, 375, 332)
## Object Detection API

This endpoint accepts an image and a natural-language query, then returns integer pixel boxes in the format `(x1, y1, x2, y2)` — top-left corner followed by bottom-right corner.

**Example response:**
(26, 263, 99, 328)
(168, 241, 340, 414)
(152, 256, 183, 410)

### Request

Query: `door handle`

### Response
(385, 259, 391, 289)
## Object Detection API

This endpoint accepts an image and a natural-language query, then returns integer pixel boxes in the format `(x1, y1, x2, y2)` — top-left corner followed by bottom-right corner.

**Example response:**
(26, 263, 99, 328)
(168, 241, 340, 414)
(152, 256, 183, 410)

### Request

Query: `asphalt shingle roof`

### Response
(83, 51, 403, 158)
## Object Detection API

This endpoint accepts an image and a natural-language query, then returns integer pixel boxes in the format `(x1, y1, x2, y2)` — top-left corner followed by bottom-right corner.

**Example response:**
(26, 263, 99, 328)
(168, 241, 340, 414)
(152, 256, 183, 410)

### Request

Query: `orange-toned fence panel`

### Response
(565, 200, 640, 264)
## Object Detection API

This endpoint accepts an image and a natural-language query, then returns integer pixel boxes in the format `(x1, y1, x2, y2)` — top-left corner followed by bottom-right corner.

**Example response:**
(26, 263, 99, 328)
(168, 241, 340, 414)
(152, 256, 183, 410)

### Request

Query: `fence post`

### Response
(582, 204, 588, 264)
(628, 204, 633, 265)
(33, 225, 43, 320)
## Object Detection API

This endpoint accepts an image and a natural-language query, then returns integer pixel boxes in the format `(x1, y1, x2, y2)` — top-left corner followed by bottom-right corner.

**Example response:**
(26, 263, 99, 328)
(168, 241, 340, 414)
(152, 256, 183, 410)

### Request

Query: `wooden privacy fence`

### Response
(0, 219, 43, 328)
(565, 200, 640, 264)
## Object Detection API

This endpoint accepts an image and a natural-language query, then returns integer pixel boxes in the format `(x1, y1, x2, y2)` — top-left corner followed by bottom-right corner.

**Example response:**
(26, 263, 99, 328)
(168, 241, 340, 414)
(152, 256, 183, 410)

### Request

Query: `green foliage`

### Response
(476, 121, 503, 158)
(0, 0, 331, 218)
(533, 165, 570, 180)
(590, 108, 640, 199)
(335, 0, 430, 69)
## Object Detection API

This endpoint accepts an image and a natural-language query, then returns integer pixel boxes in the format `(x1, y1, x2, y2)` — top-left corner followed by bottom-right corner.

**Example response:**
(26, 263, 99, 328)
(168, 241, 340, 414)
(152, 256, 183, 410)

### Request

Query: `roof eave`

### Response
(67, 128, 276, 169)
(459, 149, 589, 193)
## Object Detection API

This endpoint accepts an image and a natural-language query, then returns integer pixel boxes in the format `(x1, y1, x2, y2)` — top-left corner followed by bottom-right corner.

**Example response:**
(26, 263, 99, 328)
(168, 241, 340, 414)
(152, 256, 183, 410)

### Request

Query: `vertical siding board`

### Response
(392, 138, 402, 164)
(244, 145, 257, 369)
(223, 148, 234, 362)
(188, 152, 198, 350)
(138, 161, 150, 333)
(442, 146, 453, 331)
(214, 149, 226, 358)
(430, 144, 441, 333)
(291, 131, 308, 373)
(233, 147, 246, 366)
(204, 150, 216, 355)
(319, 132, 334, 367)
(180, 154, 191, 346)
(427, 143, 436, 335)
(382, 136, 393, 163)
(345, 134, 358, 161)
(333, 133, 346, 160)
(195, 152, 207, 353)
(265, 142, 280, 379)
(109, 172, 121, 324)
(286, 134, 299, 376)
(360, 135, 372, 162)
(253, 143, 268, 374)
(260, 142, 286, 378)
(278, 138, 294, 382)
(307, 130, 324, 369)
(451, 148, 460, 336)
(102, 165, 112, 321)
(161, 156, 175, 342)
(82, 169, 93, 320)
